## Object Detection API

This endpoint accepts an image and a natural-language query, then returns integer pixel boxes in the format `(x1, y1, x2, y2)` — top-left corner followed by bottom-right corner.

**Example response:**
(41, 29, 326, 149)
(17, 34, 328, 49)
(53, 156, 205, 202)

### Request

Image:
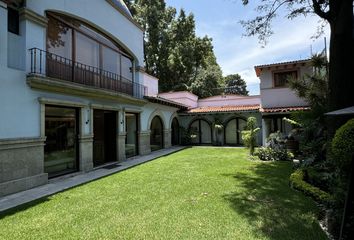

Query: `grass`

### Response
(0, 147, 328, 240)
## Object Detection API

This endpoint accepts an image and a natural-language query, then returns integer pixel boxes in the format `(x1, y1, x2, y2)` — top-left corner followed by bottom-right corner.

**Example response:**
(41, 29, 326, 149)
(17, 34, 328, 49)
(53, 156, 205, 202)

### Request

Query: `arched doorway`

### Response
(189, 119, 212, 145)
(150, 116, 164, 151)
(171, 118, 180, 145)
(224, 118, 247, 145)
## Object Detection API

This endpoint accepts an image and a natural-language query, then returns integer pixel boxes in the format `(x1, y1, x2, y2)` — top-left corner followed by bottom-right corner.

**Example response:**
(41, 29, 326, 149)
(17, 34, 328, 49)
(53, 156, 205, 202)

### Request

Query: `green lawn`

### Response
(0, 147, 327, 240)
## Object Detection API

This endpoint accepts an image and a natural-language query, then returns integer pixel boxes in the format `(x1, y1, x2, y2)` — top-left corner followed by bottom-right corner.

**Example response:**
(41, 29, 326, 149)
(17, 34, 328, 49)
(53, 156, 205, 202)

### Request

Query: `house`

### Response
(0, 0, 186, 197)
(255, 59, 311, 145)
(0, 0, 313, 198)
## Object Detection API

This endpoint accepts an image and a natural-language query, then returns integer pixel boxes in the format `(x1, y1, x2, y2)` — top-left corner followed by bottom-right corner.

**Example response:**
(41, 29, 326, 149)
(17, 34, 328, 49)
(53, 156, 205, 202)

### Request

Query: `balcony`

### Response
(28, 48, 147, 99)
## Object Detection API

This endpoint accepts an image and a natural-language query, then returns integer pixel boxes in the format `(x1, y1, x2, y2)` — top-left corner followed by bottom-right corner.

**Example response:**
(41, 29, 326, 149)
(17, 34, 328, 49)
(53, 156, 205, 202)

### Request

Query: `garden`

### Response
(0, 147, 327, 240)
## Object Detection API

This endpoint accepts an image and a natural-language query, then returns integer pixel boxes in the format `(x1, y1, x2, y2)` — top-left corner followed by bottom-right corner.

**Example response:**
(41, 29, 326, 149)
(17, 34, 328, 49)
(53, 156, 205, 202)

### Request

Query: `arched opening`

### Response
(171, 118, 180, 145)
(189, 119, 212, 145)
(150, 116, 164, 151)
(224, 118, 247, 146)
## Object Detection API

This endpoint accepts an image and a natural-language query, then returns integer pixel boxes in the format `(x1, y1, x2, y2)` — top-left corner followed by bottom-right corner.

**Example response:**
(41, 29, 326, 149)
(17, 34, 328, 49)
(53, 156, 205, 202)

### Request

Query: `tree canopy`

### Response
(124, 0, 225, 98)
(223, 74, 249, 95)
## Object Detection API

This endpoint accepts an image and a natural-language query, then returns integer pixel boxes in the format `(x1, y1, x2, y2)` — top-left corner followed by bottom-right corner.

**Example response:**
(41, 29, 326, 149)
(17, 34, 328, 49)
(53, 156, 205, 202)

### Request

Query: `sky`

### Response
(165, 0, 330, 95)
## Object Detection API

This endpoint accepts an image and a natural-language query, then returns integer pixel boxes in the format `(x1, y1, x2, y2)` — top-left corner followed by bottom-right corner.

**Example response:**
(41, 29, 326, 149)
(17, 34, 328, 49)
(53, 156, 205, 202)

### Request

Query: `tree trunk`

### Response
(326, 0, 354, 137)
(328, 0, 354, 111)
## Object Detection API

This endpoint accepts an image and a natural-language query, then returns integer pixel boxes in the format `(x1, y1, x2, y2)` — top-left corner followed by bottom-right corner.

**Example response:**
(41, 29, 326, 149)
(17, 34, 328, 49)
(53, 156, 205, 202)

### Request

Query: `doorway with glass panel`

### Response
(44, 105, 79, 178)
(125, 112, 139, 158)
(93, 110, 117, 166)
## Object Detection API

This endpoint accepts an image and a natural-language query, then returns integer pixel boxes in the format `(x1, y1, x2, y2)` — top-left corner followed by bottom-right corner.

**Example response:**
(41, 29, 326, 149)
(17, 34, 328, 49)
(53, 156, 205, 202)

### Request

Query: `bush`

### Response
(290, 169, 333, 205)
(331, 118, 354, 170)
(255, 147, 294, 161)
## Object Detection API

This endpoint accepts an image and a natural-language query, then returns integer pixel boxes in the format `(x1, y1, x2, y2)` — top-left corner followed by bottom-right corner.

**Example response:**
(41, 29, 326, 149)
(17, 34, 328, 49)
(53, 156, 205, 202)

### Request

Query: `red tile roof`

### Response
(185, 104, 260, 113)
(261, 106, 310, 113)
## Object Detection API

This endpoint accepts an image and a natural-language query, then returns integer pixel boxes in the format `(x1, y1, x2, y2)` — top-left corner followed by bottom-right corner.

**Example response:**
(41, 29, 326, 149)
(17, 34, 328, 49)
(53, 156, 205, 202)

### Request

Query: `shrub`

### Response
(290, 169, 333, 205)
(241, 117, 260, 155)
(331, 118, 354, 170)
(255, 147, 294, 161)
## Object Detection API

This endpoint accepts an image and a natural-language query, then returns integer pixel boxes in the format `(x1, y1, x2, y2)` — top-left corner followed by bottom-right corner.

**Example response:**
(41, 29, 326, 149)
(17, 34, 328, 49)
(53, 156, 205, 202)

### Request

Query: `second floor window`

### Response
(46, 12, 134, 82)
(273, 70, 298, 87)
(8, 7, 19, 35)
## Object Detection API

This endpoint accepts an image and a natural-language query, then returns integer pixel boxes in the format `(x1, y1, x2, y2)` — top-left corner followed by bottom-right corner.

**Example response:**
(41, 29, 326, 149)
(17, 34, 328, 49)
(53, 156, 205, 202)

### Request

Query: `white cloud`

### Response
(197, 14, 330, 95)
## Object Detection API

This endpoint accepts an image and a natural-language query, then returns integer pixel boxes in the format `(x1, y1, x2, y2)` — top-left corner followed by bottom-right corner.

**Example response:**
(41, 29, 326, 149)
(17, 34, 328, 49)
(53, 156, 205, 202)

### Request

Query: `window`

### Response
(273, 70, 297, 87)
(8, 7, 19, 35)
(46, 12, 133, 81)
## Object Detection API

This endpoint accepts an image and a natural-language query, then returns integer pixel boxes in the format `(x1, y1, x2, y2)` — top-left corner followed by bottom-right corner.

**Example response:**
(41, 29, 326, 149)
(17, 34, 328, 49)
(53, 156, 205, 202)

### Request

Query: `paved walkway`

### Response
(0, 146, 186, 213)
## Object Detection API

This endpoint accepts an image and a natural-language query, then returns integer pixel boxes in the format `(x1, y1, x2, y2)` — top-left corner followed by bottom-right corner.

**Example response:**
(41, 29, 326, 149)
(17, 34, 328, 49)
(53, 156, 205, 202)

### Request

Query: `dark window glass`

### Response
(75, 31, 99, 68)
(125, 113, 138, 158)
(46, 13, 134, 83)
(273, 70, 298, 87)
(44, 106, 78, 177)
(8, 8, 19, 35)
(102, 46, 120, 75)
(121, 55, 133, 81)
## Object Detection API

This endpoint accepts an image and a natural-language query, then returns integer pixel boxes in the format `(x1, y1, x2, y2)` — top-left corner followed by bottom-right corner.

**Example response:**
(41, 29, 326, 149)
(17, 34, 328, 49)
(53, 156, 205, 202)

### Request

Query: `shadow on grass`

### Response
(222, 161, 328, 240)
(0, 196, 51, 220)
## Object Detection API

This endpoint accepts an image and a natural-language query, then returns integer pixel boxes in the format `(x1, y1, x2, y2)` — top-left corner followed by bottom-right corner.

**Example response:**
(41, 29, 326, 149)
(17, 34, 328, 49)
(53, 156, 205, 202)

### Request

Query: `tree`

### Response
(124, 0, 224, 97)
(241, 117, 260, 155)
(223, 74, 249, 95)
(240, 0, 354, 113)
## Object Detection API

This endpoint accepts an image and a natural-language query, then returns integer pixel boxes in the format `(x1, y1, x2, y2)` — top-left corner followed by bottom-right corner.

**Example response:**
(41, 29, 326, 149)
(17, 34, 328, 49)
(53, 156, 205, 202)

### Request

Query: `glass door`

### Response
(44, 106, 79, 177)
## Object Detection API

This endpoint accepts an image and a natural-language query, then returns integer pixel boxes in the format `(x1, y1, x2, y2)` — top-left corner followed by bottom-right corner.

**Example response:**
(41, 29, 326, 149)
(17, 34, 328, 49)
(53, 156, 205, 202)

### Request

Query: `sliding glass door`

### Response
(44, 106, 79, 177)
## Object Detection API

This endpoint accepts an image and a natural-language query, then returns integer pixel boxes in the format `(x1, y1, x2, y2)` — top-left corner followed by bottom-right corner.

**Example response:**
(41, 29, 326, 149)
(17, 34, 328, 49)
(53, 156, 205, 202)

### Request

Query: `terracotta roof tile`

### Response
(186, 104, 260, 113)
(261, 106, 310, 113)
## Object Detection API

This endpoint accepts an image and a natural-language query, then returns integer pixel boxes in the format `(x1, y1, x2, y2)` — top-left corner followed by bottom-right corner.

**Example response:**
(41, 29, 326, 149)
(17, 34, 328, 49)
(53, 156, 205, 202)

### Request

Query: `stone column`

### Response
(0, 137, 48, 197)
(0, 2, 8, 67)
(118, 132, 126, 162)
(163, 129, 172, 148)
(79, 135, 93, 172)
(138, 131, 151, 155)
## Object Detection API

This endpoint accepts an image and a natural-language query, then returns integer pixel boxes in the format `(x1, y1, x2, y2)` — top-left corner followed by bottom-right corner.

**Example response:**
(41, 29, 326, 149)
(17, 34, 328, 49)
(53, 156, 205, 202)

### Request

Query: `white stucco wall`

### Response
(0, 0, 147, 139)
(142, 73, 159, 96)
(139, 103, 178, 131)
(261, 88, 307, 108)
(158, 91, 199, 109)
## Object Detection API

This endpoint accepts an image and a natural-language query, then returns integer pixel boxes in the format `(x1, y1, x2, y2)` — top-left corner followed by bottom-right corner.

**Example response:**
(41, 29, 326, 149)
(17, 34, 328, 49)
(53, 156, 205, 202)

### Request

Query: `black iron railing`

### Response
(29, 48, 147, 99)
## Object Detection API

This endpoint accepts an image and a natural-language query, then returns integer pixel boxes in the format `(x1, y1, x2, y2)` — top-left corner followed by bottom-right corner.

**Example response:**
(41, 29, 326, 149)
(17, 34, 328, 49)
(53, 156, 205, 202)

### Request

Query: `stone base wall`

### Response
(163, 129, 172, 148)
(138, 131, 151, 155)
(79, 135, 93, 172)
(118, 133, 126, 162)
(0, 137, 48, 197)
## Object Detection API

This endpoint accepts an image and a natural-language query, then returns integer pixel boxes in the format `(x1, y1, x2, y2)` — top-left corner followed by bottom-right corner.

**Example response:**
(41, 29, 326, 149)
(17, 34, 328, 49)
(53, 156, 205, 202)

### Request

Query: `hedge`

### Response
(331, 118, 354, 169)
(289, 169, 333, 205)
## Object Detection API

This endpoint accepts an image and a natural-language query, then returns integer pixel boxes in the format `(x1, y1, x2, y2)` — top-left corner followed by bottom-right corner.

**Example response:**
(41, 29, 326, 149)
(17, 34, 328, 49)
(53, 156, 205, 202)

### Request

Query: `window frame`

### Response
(272, 69, 299, 88)
(46, 12, 134, 81)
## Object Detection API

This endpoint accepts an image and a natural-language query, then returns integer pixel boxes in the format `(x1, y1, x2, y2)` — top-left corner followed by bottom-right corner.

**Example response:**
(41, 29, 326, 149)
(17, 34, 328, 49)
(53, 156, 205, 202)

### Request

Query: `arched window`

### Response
(171, 118, 179, 145)
(224, 118, 246, 145)
(46, 12, 134, 83)
(150, 116, 164, 151)
(189, 119, 212, 145)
